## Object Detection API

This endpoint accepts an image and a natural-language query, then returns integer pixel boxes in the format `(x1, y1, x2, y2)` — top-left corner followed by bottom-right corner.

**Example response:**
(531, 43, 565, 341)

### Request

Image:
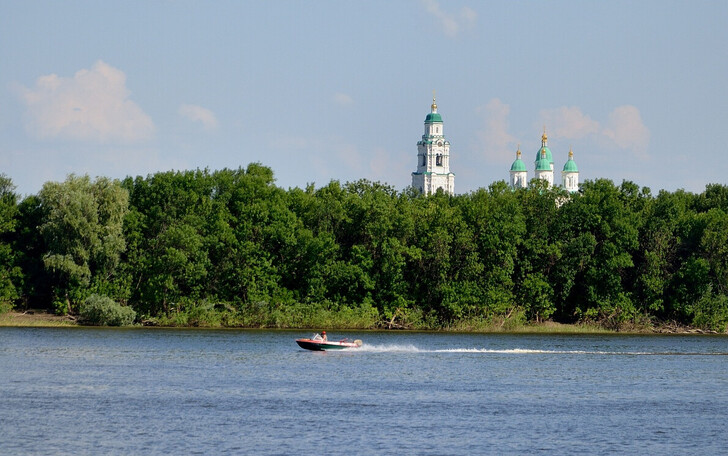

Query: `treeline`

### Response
(1, 165, 727, 330)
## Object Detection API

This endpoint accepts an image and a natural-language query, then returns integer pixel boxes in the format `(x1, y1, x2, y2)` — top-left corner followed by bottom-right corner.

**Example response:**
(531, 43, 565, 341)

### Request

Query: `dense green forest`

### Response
(1, 165, 727, 331)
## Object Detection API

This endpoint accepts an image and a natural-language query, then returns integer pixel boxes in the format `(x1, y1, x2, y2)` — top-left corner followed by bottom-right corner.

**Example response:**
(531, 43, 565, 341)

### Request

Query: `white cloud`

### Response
(17, 60, 154, 143)
(461, 7, 477, 27)
(538, 104, 650, 159)
(333, 93, 354, 106)
(475, 101, 650, 167)
(539, 106, 600, 140)
(603, 105, 650, 159)
(421, 0, 477, 37)
(476, 98, 518, 164)
(178, 104, 219, 131)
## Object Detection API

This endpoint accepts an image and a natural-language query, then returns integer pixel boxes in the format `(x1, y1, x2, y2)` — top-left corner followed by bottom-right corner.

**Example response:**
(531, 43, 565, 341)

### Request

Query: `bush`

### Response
(693, 291, 728, 332)
(0, 300, 12, 314)
(80, 294, 136, 326)
(156, 300, 233, 327)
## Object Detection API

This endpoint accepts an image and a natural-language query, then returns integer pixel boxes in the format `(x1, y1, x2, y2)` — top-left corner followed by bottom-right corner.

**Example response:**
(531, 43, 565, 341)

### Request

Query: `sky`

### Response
(1, 0, 727, 197)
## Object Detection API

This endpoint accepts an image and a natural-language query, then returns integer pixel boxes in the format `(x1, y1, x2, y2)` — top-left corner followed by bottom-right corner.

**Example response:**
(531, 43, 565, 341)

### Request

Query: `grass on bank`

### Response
(0, 309, 607, 332)
(0, 311, 77, 327)
(445, 317, 611, 334)
(0, 301, 722, 334)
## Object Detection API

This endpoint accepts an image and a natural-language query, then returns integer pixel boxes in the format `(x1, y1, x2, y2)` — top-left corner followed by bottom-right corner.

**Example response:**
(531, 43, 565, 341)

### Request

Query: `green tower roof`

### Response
(536, 156, 552, 171)
(535, 130, 554, 164)
(425, 112, 442, 123)
(562, 149, 578, 172)
(425, 94, 442, 123)
(535, 146, 553, 164)
(511, 159, 527, 172)
(510, 147, 527, 171)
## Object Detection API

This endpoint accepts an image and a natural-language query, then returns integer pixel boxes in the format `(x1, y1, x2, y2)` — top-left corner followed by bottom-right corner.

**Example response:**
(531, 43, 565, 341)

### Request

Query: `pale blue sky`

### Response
(1, 0, 726, 196)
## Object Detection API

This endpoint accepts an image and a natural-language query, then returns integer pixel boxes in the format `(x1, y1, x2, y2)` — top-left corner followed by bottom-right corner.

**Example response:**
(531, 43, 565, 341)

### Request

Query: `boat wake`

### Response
(355, 344, 728, 356)
(356, 344, 422, 353)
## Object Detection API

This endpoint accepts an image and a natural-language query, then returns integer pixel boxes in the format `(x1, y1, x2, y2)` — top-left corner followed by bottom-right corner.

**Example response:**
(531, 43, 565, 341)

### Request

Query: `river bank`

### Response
(0, 310, 77, 327)
(1, 309, 723, 334)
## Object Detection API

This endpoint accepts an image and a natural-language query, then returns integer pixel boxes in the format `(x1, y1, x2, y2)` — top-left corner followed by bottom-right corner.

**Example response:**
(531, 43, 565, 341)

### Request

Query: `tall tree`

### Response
(38, 175, 129, 313)
(122, 170, 214, 316)
(552, 179, 640, 324)
(0, 174, 21, 307)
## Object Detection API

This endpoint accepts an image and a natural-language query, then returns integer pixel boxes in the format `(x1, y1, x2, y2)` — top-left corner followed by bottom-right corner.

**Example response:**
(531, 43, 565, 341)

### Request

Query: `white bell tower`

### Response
(561, 147, 579, 192)
(509, 146, 528, 189)
(411, 94, 455, 195)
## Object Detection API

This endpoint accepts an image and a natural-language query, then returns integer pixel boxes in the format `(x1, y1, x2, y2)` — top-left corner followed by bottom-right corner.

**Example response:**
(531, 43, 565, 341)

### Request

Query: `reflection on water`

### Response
(1, 328, 727, 455)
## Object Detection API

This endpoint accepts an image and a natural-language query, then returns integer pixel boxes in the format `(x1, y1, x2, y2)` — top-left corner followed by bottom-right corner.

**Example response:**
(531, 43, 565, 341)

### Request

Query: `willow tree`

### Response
(38, 175, 129, 314)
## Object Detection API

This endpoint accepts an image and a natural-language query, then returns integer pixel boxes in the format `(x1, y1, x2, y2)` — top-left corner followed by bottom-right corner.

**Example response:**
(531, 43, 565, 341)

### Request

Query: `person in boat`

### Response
(312, 332, 327, 341)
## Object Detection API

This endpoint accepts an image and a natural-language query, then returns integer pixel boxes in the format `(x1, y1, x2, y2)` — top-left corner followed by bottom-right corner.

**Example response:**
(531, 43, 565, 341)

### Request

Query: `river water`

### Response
(1, 328, 727, 455)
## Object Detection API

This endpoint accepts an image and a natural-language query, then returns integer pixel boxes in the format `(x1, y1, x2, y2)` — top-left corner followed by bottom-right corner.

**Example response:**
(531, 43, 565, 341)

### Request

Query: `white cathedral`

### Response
(509, 129, 580, 192)
(411, 96, 579, 195)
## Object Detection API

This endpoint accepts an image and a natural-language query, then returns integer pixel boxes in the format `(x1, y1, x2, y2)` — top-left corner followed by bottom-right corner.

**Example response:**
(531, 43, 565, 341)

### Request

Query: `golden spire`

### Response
(568, 146, 574, 159)
(541, 126, 548, 146)
(431, 90, 437, 112)
(516, 144, 521, 159)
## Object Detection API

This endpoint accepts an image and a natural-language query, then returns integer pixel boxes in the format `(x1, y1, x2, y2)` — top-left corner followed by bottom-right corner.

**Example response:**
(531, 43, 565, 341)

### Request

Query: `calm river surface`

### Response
(1, 328, 727, 455)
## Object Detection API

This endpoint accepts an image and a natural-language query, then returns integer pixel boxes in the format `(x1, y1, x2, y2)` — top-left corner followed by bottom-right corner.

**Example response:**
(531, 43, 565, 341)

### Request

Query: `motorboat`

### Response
(296, 333, 362, 351)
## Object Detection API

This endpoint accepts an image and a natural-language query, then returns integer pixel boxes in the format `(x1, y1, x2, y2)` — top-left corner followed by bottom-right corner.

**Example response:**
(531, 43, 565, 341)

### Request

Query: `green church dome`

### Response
(425, 112, 443, 123)
(510, 147, 526, 171)
(535, 146, 553, 164)
(535, 130, 554, 164)
(536, 156, 551, 171)
(425, 95, 443, 123)
(510, 158, 526, 172)
(562, 160, 578, 172)
(562, 149, 578, 172)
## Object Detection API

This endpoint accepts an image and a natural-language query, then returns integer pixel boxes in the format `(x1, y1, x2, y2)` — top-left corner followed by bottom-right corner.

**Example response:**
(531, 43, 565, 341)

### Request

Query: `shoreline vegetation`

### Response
(0, 310, 721, 335)
(2, 165, 728, 334)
